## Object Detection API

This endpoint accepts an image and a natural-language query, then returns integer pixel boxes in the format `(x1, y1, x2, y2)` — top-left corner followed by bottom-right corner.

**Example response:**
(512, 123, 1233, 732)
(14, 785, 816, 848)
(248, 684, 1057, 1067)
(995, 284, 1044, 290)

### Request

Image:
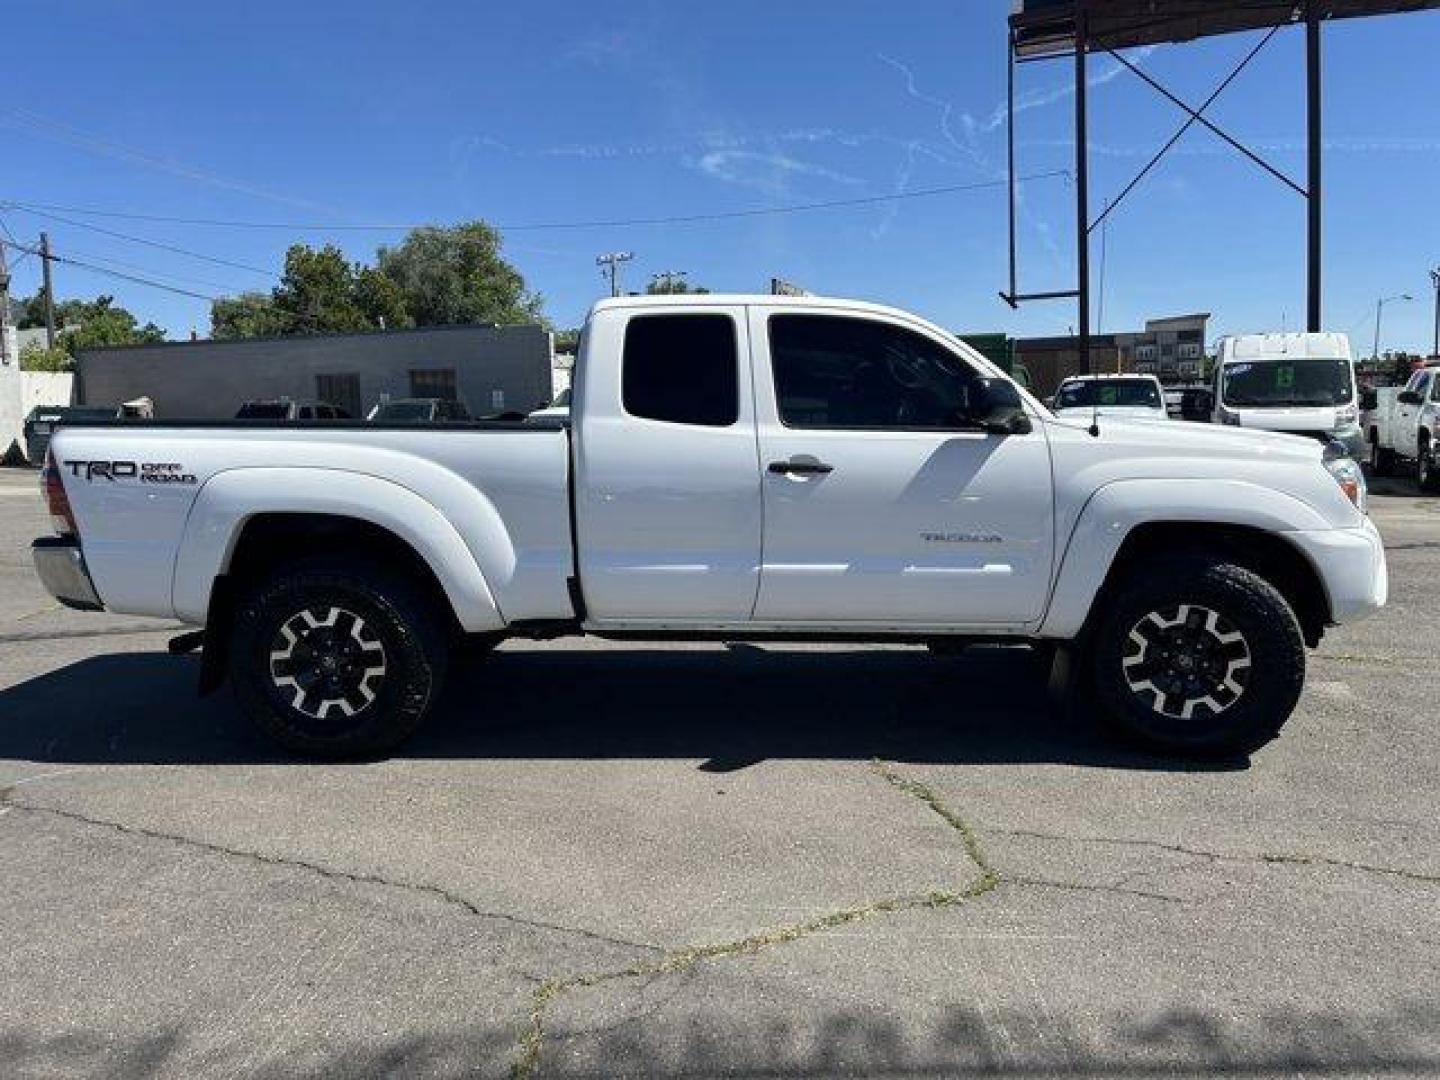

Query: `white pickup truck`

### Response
(32, 295, 1387, 759)
(1362, 361, 1440, 490)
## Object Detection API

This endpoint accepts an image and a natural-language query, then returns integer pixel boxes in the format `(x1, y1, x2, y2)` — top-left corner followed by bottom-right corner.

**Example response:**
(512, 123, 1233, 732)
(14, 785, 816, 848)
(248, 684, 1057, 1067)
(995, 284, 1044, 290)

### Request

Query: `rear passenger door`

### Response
(575, 306, 763, 623)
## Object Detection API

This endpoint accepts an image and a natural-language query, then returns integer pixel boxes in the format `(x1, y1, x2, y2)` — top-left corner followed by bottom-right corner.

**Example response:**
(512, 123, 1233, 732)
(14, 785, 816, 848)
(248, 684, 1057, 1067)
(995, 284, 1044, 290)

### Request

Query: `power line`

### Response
(0, 171, 1072, 233)
(3, 203, 277, 278)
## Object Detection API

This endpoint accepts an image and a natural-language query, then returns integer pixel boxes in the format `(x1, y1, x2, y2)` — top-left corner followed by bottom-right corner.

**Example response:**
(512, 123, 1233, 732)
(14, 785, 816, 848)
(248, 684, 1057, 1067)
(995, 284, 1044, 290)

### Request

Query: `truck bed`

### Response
(48, 419, 576, 627)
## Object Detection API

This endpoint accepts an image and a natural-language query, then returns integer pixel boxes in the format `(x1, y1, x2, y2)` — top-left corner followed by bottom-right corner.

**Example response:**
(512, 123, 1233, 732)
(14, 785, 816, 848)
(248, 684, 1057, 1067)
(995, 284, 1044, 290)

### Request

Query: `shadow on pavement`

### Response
(0, 1000, 1436, 1078)
(0, 645, 1245, 772)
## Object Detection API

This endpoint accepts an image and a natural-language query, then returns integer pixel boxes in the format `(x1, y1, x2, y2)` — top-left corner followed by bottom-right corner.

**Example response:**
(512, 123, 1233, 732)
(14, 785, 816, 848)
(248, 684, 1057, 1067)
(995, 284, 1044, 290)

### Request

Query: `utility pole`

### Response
(0, 238, 11, 369)
(40, 232, 56, 349)
(1430, 267, 1440, 359)
(595, 251, 633, 298)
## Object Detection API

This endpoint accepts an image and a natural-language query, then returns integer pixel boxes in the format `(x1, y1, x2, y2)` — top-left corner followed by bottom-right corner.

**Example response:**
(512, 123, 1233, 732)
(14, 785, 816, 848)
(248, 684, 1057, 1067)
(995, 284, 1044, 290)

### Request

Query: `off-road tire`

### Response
(229, 558, 447, 759)
(1367, 433, 1394, 478)
(1090, 554, 1305, 757)
(1419, 436, 1440, 493)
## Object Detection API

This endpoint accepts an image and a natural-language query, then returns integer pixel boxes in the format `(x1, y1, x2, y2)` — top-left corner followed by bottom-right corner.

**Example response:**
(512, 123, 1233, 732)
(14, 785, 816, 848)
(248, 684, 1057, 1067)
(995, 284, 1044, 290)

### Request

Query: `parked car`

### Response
(23, 405, 122, 465)
(367, 398, 472, 422)
(1051, 374, 1168, 422)
(33, 294, 1384, 761)
(235, 400, 351, 420)
(527, 387, 572, 421)
(1361, 360, 1440, 488)
(1211, 332, 1364, 458)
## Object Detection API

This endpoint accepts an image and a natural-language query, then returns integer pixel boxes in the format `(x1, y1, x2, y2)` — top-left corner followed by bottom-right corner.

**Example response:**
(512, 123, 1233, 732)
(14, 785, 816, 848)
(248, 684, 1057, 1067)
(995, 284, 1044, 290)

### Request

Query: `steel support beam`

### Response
(1075, 3, 1092, 374)
(1307, 5, 1323, 332)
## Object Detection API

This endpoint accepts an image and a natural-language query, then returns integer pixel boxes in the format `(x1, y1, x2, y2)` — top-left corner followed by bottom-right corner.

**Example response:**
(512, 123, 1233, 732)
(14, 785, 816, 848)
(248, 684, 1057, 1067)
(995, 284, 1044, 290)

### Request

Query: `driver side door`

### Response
(750, 308, 1055, 627)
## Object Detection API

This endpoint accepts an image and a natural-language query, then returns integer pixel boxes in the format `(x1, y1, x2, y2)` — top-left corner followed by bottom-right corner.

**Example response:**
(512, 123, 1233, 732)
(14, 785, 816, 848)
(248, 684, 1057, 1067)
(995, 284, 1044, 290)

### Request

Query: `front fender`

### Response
(171, 467, 505, 632)
(1038, 478, 1334, 639)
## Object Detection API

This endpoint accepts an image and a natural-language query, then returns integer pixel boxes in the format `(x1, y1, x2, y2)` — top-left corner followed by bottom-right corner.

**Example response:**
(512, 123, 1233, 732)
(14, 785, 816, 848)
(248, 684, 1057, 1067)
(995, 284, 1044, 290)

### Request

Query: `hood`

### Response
(1053, 405, 1168, 421)
(1045, 413, 1325, 464)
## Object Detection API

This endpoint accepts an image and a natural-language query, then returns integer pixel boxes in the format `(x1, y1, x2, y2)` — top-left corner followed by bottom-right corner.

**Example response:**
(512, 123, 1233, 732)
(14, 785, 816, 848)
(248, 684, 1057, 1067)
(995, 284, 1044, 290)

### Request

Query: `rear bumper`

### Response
(31, 537, 104, 612)
(1288, 518, 1388, 625)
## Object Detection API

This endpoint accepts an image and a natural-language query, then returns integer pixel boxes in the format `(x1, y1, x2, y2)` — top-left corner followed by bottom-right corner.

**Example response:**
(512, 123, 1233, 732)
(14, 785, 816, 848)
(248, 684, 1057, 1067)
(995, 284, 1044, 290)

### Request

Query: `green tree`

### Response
(645, 273, 709, 295)
(211, 291, 293, 340)
(270, 244, 371, 334)
(19, 341, 73, 372)
(354, 265, 414, 331)
(376, 221, 546, 327)
(15, 292, 165, 348)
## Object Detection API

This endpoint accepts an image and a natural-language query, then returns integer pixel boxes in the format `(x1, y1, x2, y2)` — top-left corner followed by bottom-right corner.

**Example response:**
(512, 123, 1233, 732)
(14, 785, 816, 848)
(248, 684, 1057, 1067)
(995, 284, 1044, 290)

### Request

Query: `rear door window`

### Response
(622, 314, 739, 427)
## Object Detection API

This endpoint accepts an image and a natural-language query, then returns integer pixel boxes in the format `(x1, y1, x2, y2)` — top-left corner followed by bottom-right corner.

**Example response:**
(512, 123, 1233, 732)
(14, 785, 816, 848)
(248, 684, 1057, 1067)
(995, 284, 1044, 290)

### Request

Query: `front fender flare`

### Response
(1039, 478, 1333, 640)
(171, 467, 505, 632)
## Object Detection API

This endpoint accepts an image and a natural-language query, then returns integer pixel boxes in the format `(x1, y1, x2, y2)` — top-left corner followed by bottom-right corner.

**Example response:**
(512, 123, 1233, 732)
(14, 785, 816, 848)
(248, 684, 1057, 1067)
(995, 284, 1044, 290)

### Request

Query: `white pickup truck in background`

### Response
(1362, 360, 1440, 489)
(32, 295, 1387, 760)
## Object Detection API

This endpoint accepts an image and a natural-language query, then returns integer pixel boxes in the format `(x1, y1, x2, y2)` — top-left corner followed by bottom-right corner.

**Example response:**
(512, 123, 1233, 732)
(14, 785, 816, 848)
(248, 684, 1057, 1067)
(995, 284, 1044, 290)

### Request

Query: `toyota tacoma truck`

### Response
(32, 295, 1387, 759)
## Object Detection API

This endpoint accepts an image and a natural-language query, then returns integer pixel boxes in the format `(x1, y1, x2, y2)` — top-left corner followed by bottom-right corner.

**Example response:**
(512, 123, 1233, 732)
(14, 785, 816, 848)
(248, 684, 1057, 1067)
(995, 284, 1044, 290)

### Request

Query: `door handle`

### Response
(768, 460, 834, 476)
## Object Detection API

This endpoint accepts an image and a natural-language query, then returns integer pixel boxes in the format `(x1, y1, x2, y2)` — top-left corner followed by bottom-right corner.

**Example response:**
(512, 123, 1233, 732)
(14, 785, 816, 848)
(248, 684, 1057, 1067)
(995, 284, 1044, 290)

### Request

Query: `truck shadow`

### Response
(0, 645, 1245, 772)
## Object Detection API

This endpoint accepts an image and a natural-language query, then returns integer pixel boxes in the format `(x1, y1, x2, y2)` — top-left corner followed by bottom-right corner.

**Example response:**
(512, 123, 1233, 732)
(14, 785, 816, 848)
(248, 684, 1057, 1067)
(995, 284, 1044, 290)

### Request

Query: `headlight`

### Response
(1219, 407, 1241, 427)
(1335, 404, 1358, 427)
(1323, 440, 1367, 514)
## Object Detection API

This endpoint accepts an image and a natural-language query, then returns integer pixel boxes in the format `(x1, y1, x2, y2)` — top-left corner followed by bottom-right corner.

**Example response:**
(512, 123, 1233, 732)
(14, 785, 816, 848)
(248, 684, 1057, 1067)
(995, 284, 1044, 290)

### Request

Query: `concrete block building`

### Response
(75, 323, 554, 420)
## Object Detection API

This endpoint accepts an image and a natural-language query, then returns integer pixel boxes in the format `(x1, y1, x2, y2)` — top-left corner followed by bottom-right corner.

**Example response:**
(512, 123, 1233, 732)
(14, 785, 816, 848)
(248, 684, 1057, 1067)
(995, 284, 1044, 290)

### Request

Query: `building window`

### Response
(622, 314, 739, 427)
(316, 373, 361, 418)
(410, 369, 458, 401)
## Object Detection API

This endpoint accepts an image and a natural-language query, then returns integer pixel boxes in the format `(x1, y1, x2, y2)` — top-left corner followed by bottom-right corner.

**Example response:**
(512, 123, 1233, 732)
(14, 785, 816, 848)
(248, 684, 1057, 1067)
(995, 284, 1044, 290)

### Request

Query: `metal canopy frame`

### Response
(1002, 0, 1440, 374)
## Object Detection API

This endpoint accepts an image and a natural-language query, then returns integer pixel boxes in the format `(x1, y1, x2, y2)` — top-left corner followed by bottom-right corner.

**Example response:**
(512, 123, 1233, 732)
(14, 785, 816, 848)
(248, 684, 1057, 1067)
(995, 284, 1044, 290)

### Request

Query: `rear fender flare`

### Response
(171, 467, 506, 632)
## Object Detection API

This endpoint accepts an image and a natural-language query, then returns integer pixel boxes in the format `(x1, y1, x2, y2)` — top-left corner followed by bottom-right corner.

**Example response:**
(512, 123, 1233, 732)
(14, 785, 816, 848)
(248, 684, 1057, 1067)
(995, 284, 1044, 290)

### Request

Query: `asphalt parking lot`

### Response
(0, 465, 1436, 1079)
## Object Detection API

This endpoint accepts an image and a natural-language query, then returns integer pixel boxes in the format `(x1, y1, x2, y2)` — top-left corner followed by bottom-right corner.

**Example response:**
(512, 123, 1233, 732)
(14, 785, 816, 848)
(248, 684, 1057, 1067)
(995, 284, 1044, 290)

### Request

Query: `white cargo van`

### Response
(1211, 332, 1364, 458)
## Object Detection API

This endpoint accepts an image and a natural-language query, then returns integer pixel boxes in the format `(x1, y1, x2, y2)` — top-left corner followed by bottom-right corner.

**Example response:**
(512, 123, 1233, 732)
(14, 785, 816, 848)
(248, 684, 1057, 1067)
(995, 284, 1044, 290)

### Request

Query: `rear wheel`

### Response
(1090, 554, 1304, 757)
(1419, 436, 1440, 493)
(229, 559, 447, 759)
(1367, 432, 1394, 477)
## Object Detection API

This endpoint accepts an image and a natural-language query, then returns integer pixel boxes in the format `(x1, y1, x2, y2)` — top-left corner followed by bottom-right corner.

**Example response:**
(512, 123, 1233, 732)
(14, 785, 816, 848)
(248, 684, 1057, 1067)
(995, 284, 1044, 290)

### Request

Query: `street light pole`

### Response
(1430, 268, 1440, 359)
(1373, 293, 1413, 364)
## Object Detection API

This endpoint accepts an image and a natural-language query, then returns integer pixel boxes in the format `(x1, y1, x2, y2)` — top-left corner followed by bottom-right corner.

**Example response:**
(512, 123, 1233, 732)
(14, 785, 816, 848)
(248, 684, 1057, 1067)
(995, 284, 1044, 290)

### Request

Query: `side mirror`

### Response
(968, 377, 1032, 435)
(1398, 390, 1422, 405)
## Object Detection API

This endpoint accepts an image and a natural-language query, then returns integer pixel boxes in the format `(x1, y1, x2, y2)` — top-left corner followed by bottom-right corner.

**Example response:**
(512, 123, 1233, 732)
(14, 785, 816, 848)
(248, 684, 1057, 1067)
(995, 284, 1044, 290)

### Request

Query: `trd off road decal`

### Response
(64, 461, 198, 485)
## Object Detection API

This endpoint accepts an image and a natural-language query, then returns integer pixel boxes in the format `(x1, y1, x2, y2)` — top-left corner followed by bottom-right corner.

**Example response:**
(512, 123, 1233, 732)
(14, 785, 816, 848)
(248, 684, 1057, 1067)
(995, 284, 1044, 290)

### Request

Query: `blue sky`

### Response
(4, 1, 1439, 352)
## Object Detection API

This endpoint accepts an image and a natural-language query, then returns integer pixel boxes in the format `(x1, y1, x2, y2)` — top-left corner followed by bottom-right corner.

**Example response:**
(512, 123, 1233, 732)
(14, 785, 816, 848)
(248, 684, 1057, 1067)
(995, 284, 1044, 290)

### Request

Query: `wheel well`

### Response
(223, 513, 463, 639)
(1093, 522, 1331, 647)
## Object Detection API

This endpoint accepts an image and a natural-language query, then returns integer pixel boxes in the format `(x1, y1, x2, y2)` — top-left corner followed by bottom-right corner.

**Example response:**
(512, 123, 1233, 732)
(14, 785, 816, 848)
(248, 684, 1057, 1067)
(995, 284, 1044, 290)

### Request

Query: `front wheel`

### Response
(1090, 555, 1305, 757)
(228, 559, 448, 759)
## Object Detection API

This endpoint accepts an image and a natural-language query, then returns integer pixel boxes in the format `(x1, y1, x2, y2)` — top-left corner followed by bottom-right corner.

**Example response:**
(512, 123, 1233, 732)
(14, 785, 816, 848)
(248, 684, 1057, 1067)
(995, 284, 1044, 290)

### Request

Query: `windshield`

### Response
(372, 400, 434, 421)
(1222, 358, 1353, 407)
(1054, 379, 1161, 410)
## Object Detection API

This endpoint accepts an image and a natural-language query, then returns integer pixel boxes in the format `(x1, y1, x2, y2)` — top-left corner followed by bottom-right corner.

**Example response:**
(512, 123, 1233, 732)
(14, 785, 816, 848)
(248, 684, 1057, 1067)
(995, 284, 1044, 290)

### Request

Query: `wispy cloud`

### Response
(691, 149, 865, 196)
(559, 29, 640, 69)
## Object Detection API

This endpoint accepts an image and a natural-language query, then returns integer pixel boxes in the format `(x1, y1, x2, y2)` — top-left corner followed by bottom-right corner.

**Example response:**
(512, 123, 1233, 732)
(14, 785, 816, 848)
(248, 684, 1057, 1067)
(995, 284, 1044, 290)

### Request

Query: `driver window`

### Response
(769, 314, 980, 430)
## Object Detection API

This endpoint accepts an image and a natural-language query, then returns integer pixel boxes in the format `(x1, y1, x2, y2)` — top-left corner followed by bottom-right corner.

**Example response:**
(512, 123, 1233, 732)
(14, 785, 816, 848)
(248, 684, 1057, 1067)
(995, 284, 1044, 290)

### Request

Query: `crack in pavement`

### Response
(983, 825, 1440, 887)
(0, 789, 661, 955)
(506, 761, 1007, 1080)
